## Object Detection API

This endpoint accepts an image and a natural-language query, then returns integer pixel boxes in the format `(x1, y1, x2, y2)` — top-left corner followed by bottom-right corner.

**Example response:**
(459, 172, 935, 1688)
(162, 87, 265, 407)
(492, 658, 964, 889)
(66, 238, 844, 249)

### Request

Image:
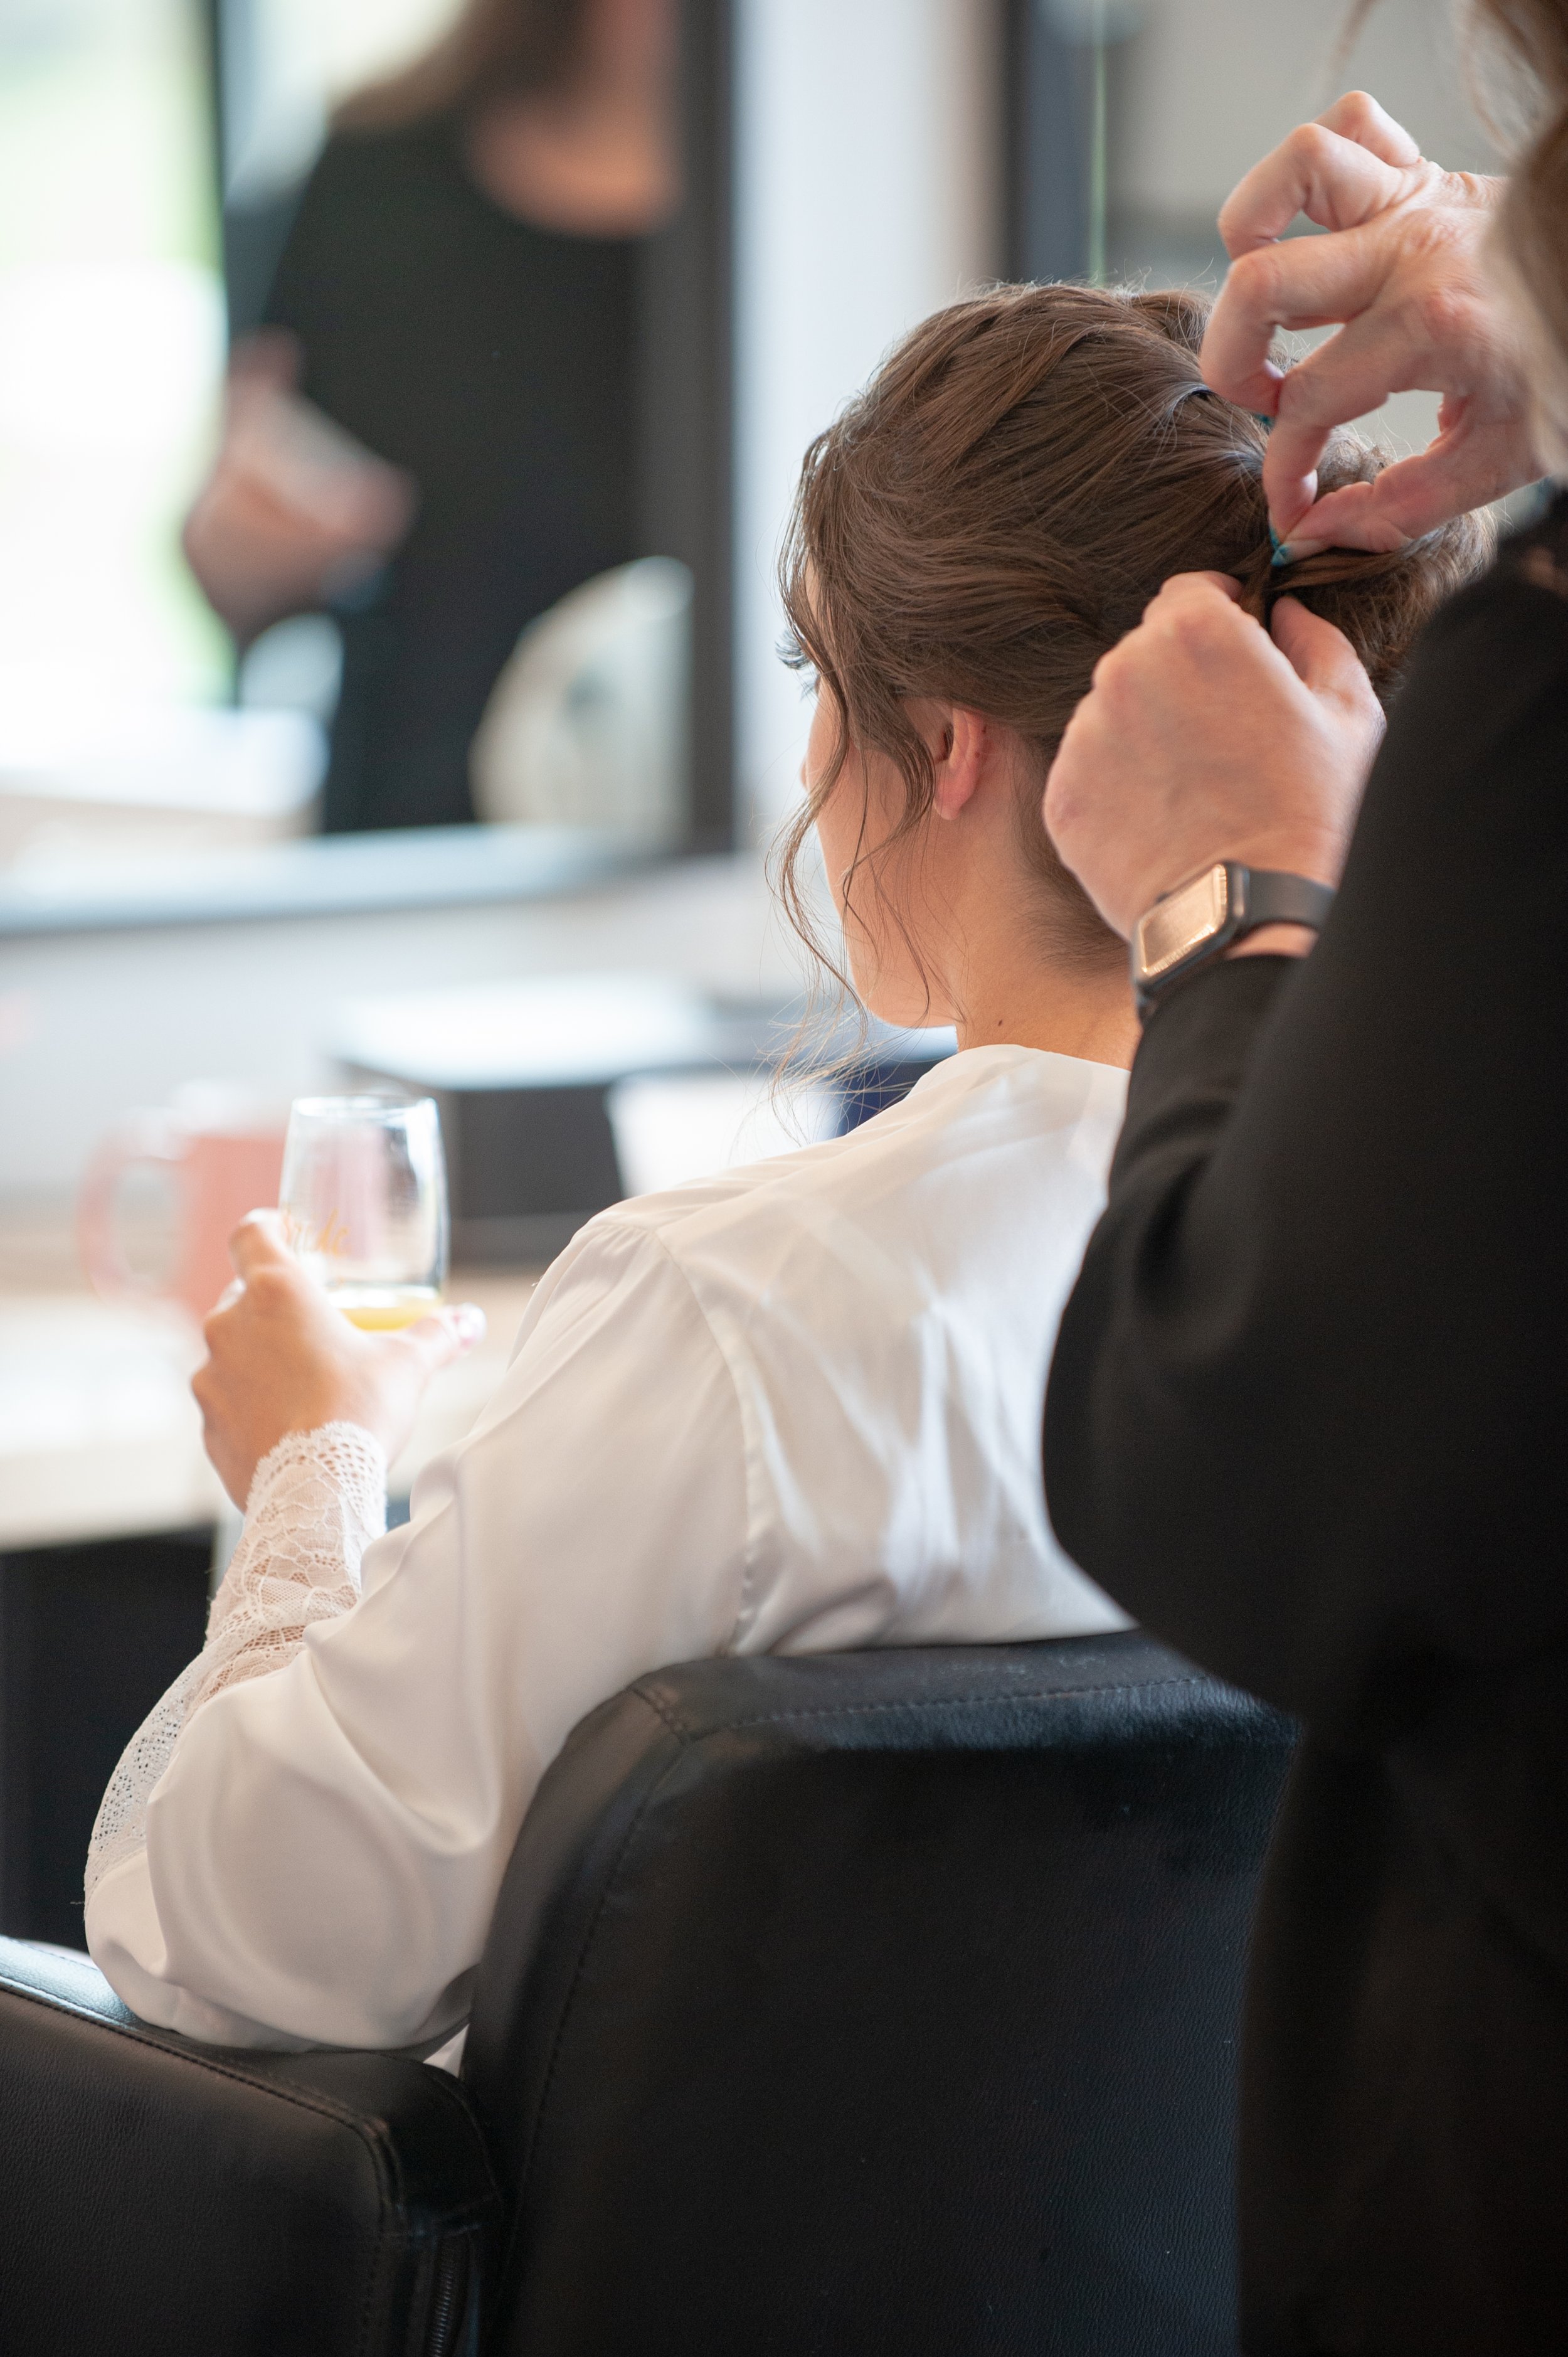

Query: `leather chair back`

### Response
(463, 1631, 1292, 2356)
(0, 1633, 1289, 2354)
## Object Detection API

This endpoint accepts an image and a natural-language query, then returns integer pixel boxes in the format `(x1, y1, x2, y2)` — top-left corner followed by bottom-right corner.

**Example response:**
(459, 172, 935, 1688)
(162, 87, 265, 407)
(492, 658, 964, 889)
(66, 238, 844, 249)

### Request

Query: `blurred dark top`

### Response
(262, 120, 640, 833)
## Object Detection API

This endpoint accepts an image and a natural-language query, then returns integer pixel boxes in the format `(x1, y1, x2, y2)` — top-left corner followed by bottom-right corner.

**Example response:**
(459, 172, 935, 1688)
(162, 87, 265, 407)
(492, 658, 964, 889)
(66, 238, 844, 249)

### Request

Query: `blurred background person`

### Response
(183, 0, 679, 835)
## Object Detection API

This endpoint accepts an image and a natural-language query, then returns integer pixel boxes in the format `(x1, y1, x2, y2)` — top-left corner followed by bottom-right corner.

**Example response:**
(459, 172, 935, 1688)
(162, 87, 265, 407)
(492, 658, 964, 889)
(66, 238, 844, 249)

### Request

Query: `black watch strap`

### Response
(1240, 870, 1337, 932)
(1131, 862, 1335, 1015)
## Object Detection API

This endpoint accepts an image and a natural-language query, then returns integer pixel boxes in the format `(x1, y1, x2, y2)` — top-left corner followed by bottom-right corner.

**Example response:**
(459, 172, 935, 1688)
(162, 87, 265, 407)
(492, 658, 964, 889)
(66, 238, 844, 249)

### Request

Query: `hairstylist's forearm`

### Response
(1049, 545, 1568, 1727)
(1043, 959, 1301, 1699)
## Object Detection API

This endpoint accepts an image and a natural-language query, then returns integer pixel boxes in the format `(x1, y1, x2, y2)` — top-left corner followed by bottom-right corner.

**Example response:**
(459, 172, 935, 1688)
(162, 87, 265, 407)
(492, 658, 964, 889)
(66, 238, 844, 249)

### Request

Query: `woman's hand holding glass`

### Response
(194, 1213, 484, 1509)
(197, 1097, 479, 1509)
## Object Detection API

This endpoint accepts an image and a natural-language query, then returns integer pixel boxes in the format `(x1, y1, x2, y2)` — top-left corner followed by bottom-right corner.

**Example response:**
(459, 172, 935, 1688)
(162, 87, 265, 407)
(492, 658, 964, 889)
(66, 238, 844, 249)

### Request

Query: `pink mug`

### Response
(78, 1085, 288, 1326)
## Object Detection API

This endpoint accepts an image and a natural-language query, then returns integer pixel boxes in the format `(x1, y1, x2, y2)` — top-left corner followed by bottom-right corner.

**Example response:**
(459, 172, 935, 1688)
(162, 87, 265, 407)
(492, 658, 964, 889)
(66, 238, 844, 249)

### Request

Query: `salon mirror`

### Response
(0, 0, 732, 888)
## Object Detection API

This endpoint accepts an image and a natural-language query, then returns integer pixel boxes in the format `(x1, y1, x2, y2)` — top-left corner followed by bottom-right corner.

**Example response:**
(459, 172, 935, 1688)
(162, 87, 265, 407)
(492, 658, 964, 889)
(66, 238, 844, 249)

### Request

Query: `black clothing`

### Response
(1044, 503, 1568, 2353)
(265, 122, 640, 832)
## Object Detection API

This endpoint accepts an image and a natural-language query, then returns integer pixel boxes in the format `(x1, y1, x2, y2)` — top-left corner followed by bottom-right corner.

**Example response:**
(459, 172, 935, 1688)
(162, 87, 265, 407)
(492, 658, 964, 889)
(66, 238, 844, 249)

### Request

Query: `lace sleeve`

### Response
(85, 1422, 386, 1902)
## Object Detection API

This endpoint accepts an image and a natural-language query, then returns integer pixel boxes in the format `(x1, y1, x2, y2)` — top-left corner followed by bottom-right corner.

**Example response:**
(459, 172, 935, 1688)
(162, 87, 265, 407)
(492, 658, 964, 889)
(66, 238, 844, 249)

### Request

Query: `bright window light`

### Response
(0, 0, 226, 723)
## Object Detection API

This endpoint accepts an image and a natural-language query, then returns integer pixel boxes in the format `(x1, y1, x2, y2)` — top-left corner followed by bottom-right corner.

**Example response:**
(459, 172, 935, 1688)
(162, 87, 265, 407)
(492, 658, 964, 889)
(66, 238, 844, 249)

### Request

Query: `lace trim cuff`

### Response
(206, 1421, 388, 1641)
(85, 1423, 387, 1903)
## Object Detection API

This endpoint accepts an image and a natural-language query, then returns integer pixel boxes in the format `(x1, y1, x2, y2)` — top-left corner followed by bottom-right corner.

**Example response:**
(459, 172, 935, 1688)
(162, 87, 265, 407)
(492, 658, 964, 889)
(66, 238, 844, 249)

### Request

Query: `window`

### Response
(0, 0, 225, 719)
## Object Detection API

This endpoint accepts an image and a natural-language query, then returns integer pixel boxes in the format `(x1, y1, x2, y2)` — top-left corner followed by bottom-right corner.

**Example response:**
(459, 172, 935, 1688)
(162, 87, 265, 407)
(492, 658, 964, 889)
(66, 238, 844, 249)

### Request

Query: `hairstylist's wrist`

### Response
(1131, 849, 1337, 1009)
(1194, 822, 1344, 896)
(1134, 827, 1344, 939)
(1216, 833, 1342, 962)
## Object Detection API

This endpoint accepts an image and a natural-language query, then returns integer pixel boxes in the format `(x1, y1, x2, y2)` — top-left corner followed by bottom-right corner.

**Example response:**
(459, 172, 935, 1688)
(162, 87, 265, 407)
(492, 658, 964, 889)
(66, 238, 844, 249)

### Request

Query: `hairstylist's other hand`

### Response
(1203, 90, 1539, 551)
(193, 1213, 484, 1509)
(182, 331, 416, 642)
(1044, 573, 1384, 942)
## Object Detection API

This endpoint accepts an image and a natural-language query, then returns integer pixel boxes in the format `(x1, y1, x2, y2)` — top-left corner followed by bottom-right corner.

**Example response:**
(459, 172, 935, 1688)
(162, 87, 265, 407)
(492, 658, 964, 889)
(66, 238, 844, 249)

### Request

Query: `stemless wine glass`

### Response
(278, 1095, 448, 1329)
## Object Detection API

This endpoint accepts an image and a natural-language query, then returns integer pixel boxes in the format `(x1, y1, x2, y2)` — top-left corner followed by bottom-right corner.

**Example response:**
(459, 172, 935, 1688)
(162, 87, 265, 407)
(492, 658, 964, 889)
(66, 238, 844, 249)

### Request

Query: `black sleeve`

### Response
(259, 143, 341, 350)
(1044, 527, 1568, 1742)
(259, 134, 410, 447)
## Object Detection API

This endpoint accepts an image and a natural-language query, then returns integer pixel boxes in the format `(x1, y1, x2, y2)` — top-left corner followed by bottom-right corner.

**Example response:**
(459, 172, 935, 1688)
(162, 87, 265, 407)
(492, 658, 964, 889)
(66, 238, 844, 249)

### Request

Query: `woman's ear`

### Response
(930, 705, 990, 822)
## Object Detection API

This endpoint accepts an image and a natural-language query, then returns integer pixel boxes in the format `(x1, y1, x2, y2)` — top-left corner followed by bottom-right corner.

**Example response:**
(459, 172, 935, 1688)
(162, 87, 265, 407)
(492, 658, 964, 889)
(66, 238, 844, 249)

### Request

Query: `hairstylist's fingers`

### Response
(1313, 90, 1424, 169)
(1272, 597, 1385, 774)
(1203, 220, 1405, 417)
(399, 1304, 487, 1376)
(1235, 269, 1459, 537)
(1261, 313, 1463, 544)
(1273, 299, 1438, 432)
(1217, 114, 1414, 258)
(1268, 597, 1379, 714)
(228, 1209, 294, 1278)
(1157, 569, 1243, 600)
(1140, 570, 1242, 625)
(1281, 420, 1531, 553)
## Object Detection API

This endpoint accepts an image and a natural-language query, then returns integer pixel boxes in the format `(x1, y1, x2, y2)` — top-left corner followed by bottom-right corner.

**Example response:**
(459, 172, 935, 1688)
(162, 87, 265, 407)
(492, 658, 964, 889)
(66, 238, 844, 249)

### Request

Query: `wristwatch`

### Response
(1130, 862, 1335, 1016)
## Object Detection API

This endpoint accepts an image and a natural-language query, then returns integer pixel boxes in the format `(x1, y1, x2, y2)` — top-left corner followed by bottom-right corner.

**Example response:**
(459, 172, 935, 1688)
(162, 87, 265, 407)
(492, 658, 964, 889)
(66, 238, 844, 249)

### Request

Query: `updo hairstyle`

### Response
(778, 281, 1490, 979)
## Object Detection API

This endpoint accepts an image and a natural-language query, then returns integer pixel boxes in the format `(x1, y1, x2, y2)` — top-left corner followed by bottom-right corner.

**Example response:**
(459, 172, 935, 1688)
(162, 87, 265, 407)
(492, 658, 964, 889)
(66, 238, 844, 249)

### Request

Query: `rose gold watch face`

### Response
(1136, 865, 1229, 985)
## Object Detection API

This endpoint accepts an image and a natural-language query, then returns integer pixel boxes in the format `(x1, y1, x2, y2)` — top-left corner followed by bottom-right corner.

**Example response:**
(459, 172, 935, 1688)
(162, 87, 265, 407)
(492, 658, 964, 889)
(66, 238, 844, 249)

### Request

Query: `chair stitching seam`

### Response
(630, 1683, 696, 1743)
(631, 1669, 1229, 1740)
(719, 1673, 1209, 1725)
(0, 1984, 495, 2227)
(0, 1988, 379, 2136)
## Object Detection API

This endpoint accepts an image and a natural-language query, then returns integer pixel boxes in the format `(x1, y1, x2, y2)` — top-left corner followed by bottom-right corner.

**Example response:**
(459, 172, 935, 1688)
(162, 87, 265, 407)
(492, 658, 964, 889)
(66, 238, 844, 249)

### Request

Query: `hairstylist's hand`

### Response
(182, 332, 415, 642)
(1204, 90, 1539, 551)
(1044, 573, 1384, 942)
(193, 1213, 484, 1509)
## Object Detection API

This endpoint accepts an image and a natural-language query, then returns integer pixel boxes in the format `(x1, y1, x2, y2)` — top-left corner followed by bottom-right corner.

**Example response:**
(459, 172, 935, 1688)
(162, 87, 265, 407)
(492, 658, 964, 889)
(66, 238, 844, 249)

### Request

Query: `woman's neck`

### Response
(950, 955, 1138, 1070)
(861, 890, 1139, 1070)
(914, 854, 1140, 1070)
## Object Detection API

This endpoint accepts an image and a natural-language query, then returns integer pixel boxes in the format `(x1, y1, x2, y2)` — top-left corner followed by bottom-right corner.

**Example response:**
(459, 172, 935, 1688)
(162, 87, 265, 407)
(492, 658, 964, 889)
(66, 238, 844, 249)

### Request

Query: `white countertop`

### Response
(0, 1250, 539, 1555)
(0, 849, 812, 1548)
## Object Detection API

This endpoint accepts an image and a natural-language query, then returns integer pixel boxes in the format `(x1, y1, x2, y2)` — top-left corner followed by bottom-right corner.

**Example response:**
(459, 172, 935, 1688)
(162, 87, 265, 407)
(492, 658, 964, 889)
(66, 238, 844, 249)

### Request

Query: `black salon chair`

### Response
(0, 1631, 1291, 2356)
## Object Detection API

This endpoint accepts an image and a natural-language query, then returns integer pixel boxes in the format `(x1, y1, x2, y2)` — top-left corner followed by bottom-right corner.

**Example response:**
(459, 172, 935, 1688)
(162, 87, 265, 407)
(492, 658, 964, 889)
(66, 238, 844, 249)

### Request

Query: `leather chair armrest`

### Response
(0, 1937, 501, 2357)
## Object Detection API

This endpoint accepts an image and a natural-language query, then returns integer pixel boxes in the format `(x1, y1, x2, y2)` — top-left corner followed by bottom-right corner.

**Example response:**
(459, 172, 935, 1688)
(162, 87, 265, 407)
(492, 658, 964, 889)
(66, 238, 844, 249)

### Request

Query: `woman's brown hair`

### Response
(778, 282, 1488, 991)
(334, 0, 585, 130)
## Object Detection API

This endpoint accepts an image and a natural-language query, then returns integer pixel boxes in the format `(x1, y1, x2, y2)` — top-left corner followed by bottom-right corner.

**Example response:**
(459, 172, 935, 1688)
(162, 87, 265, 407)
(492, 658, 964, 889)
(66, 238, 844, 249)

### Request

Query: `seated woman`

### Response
(85, 285, 1478, 2053)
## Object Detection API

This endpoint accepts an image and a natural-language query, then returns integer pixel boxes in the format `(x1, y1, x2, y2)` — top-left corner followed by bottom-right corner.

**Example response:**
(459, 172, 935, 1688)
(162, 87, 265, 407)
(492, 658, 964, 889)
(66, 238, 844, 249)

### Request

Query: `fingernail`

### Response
(449, 1304, 487, 1344)
(1270, 531, 1327, 567)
